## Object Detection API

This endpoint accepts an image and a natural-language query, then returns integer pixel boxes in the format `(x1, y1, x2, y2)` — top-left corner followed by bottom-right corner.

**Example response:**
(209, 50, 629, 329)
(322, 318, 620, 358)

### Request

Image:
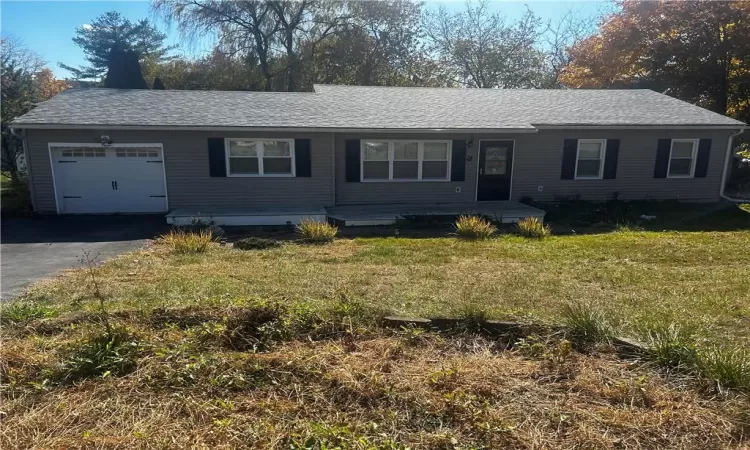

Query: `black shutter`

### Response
(208, 138, 226, 177)
(694, 139, 711, 178)
(345, 139, 361, 182)
(603, 139, 620, 179)
(654, 139, 671, 178)
(451, 140, 467, 181)
(294, 139, 312, 177)
(560, 139, 578, 180)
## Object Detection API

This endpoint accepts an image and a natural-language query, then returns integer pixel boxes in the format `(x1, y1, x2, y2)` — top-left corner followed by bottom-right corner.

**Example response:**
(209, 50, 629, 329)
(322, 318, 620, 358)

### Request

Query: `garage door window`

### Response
(61, 148, 105, 157)
(116, 148, 160, 157)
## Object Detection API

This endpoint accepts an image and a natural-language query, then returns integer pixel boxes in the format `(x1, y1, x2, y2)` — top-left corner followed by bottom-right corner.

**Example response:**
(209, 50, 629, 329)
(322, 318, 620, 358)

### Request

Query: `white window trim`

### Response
(360, 140, 452, 182)
(224, 138, 296, 177)
(666, 138, 698, 179)
(574, 139, 607, 180)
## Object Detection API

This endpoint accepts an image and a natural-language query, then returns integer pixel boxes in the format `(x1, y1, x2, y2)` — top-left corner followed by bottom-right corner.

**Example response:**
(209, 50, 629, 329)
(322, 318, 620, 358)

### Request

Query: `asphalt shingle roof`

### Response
(12, 84, 745, 129)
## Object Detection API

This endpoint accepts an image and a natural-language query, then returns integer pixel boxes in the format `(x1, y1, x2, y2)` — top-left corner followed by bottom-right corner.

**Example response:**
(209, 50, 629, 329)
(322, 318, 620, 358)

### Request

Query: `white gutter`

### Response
(534, 124, 747, 130)
(720, 128, 747, 203)
(10, 124, 539, 134)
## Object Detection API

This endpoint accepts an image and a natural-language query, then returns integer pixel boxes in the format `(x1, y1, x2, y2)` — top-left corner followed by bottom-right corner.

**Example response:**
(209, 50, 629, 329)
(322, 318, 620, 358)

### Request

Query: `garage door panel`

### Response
(51, 145, 167, 214)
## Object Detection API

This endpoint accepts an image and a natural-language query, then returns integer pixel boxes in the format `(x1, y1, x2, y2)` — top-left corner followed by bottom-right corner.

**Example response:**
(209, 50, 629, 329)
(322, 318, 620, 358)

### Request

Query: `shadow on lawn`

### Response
(214, 201, 750, 242)
(541, 200, 750, 235)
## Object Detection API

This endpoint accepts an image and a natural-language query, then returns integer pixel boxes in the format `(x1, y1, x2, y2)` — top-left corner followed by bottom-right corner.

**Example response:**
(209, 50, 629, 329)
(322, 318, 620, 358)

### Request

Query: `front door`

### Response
(477, 140, 514, 201)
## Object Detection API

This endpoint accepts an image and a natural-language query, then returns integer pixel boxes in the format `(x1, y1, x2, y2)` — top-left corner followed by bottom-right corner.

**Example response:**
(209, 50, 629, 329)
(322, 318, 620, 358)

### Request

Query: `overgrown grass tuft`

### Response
(158, 229, 213, 254)
(561, 301, 614, 343)
(454, 215, 496, 240)
(516, 217, 551, 239)
(296, 219, 338, 243)
(698, 346, 750, 391)
(234, 237, 282, 251)
(644, 324, 699, 372)
(59, 327, 140, 383)
(1, 302, 57, 327)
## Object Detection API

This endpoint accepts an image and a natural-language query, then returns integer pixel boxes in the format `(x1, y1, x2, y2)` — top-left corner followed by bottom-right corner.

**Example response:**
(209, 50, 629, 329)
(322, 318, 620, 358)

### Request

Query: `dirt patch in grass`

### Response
(2, 322, 747, 449)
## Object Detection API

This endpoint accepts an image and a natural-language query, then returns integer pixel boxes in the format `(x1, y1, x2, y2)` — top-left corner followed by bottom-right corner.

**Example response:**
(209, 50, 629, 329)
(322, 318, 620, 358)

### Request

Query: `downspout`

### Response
(10, 126, 36, 212)
(719, 128, 746, 202)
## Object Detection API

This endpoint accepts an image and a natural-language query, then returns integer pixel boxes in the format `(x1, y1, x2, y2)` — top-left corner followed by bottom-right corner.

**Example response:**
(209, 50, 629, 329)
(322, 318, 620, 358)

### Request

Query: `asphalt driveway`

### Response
(1, 215, 168, 300)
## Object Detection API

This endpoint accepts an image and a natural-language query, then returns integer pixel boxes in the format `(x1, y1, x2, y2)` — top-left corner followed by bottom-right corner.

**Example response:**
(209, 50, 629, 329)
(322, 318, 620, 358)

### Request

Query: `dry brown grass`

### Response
(2, 320, 748, 449)
(16, 231, 750, 345)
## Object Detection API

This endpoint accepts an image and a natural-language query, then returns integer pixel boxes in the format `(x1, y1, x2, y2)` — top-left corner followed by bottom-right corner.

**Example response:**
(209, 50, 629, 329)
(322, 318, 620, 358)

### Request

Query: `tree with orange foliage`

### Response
(36, 68, 70, 100)
(561, 1, 750, 123)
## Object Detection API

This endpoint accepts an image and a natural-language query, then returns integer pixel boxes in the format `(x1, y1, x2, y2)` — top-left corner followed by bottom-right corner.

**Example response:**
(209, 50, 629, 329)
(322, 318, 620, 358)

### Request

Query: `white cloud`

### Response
(81, 24, 92, 31)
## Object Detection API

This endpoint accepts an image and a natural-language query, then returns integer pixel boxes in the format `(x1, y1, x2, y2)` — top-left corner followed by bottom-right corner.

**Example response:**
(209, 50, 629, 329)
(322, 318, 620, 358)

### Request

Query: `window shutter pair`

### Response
(345, 139, 467, 182)
(653, 138, 711, 178)
(560, 139, 620, 180)
(207, 138, 312, 177)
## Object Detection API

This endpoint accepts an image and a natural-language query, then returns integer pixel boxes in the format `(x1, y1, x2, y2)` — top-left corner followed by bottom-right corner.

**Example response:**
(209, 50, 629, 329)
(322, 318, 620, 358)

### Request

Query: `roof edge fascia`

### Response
(9, 124, 541, 133)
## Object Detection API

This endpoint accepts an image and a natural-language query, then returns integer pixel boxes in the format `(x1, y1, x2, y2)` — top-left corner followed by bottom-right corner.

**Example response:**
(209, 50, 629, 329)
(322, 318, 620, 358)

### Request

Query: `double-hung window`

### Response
(667, 139, 698, 178)
(361, 140, 451, 181)
(226, 138, 294, 177)
(575, 139, 606, 179)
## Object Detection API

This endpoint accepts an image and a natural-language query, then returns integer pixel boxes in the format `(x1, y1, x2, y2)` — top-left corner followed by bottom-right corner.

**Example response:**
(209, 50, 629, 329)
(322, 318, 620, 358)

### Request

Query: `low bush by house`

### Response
(234, 237, 282, 250)
(516, 216, 551, 238)
(454, 215, 496, 240)
(296, 218, 338, 243)
(158, 229, 213, 254)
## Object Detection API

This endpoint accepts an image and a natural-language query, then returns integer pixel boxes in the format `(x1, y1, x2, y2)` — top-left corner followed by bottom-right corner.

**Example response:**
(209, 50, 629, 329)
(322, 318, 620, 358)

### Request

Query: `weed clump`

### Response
(454, 215, 496, 240)
(698, 346, 750, 391)
(516, 217, 551, 239)
(561, 302, 614, 344)
(222, 304, 289, 352)
(296, 219, 338, 243)
(234, 237, 282, 250)
(0, 302, 56, 327)
(59, 327, 139, 382)
(644, 324, 699, 371)
(158, 229, 213, 254)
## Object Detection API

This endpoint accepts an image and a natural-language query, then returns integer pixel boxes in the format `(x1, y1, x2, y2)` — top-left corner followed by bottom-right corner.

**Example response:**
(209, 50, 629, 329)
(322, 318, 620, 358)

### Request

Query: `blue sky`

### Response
(1, 0, 609, 79)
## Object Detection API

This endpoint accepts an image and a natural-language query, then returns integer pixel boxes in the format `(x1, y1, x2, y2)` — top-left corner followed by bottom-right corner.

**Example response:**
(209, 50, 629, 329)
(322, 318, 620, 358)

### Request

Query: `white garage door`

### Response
(51, 144, 168, 214)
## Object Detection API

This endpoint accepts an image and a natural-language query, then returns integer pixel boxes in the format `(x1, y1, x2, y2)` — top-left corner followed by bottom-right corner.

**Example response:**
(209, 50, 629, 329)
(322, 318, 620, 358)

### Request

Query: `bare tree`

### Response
(153, 0, 348, 91)
(542, 8, 597, 88)
(424, 0, 547, 88)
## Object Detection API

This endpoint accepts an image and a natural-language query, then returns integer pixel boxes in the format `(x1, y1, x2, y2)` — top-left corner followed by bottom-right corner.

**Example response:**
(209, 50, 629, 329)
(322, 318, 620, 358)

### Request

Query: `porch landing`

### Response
(326, 202, 546, 227)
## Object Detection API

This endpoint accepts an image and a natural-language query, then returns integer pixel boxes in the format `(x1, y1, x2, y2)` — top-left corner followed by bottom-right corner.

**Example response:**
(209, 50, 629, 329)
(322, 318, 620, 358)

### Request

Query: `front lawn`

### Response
(3, 210, 750, 448)
(18, 225, 750, 345)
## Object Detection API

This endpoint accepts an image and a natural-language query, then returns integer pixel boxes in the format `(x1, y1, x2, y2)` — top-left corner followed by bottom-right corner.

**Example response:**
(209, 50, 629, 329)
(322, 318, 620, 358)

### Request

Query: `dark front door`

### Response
(477, 140, 514, 201)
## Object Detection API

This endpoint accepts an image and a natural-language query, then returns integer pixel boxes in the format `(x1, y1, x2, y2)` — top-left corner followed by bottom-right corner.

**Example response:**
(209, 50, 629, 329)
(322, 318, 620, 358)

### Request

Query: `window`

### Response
(60, 148, 105, 158)
(361, 140, 451, 181)
(115, 148, 159, 158)
(226, 139, 294, 177)
(575, 139, 606, 179)
(667, 139, 698, 178)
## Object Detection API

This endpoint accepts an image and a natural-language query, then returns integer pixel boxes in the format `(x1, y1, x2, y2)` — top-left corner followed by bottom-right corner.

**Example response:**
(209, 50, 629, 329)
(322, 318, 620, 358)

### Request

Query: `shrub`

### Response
(234, 237, 282, 250)
(158, 229, 212, 254)
(644, 324, 699, 371)
(516, 217, 551, 239)
(59, 327, 139, 382)
(296, 219, 338, 243)
(454, 215, 496, 240)
(698, 346, 750, 391)
(561, 301, 614, 343)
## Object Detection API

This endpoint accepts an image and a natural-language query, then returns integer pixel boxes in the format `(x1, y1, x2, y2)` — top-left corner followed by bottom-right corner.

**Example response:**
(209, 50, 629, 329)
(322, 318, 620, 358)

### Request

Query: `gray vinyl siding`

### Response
(24, 127, 732, 214)
(25, 129, 334, 213)
(335, 129, 731, 205)
(510, 129, 730, 202)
